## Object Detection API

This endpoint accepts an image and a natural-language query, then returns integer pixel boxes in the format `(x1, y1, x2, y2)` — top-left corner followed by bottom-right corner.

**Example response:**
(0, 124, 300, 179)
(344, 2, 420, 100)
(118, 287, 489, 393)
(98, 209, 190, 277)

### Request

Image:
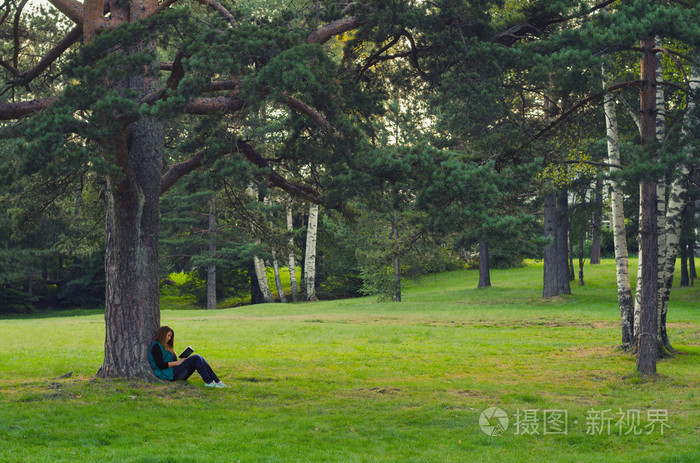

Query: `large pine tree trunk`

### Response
(99, 118, 164, 378)
(602, 64, 634, 345)
(636, 37, 659, 375)
(304, 203, 319, 301)
(478, 240, 491, 288)
(95, 0, 164, 380)
(207, 199, 217, 310)
(286, 204, 299, 302)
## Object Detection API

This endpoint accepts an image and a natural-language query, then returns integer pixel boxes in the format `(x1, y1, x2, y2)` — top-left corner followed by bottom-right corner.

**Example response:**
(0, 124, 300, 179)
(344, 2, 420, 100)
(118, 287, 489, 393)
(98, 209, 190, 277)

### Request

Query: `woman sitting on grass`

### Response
(149, 326, 229, 388)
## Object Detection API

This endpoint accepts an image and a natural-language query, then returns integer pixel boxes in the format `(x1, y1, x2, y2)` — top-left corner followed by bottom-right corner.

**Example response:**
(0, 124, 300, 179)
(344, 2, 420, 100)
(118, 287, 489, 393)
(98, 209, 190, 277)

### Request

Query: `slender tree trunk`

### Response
(478, 240, 491, 288)
(653, 41, 671, 355)
(557, 187, 572, 295)
(286, 204, 299, 302)
(272, 251, 287, 303)
(578, 226, 585, 286)
(590, 179, 603, 264)
(657, 63, 699, 348)
(543, 192, 559, 298)
(253, 256, 274, 303)
(680, 240, 689, 287)
(636, 37, 659, 375)
(392, 217, 402, 301)
(568, 219, 575, 282)
(603, 63, 634, 345)
(304, 203, 319, 301)
(634, 184, 643, 340)
(206, 199, 217, 310)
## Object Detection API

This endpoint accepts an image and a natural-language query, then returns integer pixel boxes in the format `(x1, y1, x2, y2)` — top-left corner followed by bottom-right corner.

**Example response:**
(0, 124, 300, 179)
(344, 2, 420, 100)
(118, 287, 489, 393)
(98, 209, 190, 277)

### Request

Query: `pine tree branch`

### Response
(307, 16, 365, 45)
(8, 25, 83, 88)
(160, 151, 206, 195)
(281, 94, 333, 133)
(235, 140, 321, 204)
(493, 0, 618, 46)
(46, 0, 84, 25)
(13, 0, 30, 69)
(184, 96, 247, 114)
(0, 97, 58, 120)
(152, 0, 236, 26)
(531, 80, 643, 141)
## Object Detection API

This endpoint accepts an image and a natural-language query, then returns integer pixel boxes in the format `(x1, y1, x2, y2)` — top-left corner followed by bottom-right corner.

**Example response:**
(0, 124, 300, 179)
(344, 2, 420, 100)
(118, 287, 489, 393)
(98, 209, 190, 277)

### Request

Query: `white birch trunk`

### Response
(287, 203, 299, 302)
(634, 184, 643, 338)
(207, 198, 217, 310)
(253, 255, 274, 303)
(304, 203, 319, 302)
(654, 40, 667, 346)
(603, 62, 634, 345)
(657, 64, 699, 350)
(272, 251, 287, 303)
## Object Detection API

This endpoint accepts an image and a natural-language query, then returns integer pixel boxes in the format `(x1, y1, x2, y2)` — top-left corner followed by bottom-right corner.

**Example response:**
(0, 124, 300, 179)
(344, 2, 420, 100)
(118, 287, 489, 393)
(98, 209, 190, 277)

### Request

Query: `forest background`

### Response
(0, 0, 699, 379)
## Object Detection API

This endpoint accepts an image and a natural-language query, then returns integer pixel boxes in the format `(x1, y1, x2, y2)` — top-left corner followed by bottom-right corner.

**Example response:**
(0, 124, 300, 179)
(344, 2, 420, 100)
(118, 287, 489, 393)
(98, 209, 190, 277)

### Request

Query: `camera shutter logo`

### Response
(479, 407, 509, 436)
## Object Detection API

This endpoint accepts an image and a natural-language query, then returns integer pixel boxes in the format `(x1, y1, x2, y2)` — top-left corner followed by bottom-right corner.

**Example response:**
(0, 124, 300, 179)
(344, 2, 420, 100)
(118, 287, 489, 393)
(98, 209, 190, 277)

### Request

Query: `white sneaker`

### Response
(215, 381, 230, 388)
(205, 381, 217, 388)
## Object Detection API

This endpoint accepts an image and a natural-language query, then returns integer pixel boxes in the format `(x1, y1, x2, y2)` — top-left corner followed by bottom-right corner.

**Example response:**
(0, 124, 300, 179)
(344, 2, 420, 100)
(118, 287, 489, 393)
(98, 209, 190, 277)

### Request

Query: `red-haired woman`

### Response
(149, 326, 229, 388)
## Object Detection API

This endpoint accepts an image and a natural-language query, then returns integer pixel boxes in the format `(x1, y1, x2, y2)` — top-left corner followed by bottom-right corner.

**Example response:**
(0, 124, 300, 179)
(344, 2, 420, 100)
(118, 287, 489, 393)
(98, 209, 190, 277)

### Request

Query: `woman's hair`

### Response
(154, 326, 176, 354)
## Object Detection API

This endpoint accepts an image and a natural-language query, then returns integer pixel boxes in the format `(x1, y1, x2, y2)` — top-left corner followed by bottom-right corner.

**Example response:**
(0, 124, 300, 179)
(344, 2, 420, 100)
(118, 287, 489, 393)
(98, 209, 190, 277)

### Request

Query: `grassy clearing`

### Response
(0, 259, 698, 462)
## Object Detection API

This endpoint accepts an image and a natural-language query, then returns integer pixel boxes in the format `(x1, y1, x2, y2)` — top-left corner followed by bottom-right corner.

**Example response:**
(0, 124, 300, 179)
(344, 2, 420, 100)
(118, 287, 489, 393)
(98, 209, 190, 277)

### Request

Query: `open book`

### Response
(178, 346, 194, 359)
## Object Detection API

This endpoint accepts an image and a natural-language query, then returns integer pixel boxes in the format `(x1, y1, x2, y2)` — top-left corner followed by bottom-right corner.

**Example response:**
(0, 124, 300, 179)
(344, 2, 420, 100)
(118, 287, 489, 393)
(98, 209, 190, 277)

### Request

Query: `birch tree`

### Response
(286, 203, 299, 302)
(304, 203, 319, 302)
(602, 63, 634, 346)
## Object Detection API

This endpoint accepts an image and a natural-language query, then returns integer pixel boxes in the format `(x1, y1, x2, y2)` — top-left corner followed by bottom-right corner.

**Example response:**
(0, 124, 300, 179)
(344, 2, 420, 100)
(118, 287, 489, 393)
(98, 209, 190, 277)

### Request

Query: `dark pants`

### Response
(172, 354, 220, 384)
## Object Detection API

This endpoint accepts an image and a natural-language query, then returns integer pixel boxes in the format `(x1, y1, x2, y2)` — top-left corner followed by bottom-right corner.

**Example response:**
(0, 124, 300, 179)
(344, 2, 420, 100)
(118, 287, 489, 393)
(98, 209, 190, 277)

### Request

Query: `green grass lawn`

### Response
(0, 259, 698, 462)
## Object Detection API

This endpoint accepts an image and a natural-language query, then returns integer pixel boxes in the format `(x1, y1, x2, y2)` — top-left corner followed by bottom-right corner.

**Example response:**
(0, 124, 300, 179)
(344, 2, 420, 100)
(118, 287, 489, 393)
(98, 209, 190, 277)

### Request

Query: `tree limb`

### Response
(160, 150, 205, 195)
(0, 97, 58, 120)
(9, 25, 83, 88)
(46, 0, 84, 25)
(235, 140, 321, 204)
(184, 96, 247, 114)
(152, 0, 236, 26)
(281, 94, 333, 133)
(531, 80, 643, 141)
(307, 16, 365, 45)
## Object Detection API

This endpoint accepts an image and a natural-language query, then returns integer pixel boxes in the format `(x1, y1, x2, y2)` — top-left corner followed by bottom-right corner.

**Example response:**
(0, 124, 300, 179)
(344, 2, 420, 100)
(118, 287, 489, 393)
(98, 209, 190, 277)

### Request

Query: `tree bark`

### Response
(578, 225, 585, 286)
(557, 187, 572, 295)
(636, 37, 659, 376)
(272, 251, 287, 303)
(253, 256, 274, 303)
(286, 204, 299, 302)
(543, 192, 559, 298)
(478, 240, 491, 288)
(602, 63, 634, 345)
(657, 62, 699, 349)
(304, 203, 319, 301)
(97, 0, 166, 379)
(207, 198, 217, 310)
(590, 178, 603, 264)
(392, 217, 402, 301)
